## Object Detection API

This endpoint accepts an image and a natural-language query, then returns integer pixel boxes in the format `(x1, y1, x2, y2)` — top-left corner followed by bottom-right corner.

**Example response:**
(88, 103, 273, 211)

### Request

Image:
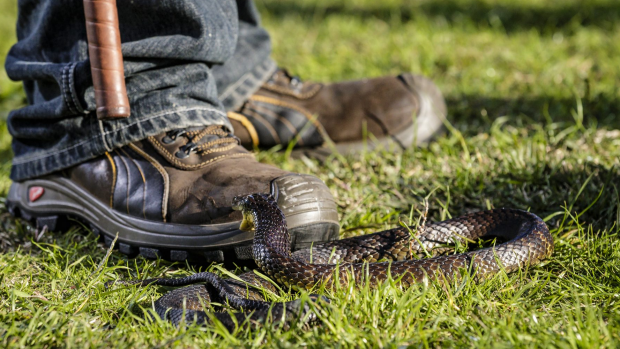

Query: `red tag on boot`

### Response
(29, 186, 45, 202)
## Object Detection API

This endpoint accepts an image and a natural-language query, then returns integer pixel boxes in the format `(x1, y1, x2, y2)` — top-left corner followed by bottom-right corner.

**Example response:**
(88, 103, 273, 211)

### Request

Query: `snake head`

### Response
(232, 195, 253, 231)
(232, 194, 277, 232)
(231, 195, 247, 211)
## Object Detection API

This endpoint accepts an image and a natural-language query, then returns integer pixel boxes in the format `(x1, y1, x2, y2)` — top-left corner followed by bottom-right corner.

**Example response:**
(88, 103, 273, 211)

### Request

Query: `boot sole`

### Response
(6, 174, 339, 263)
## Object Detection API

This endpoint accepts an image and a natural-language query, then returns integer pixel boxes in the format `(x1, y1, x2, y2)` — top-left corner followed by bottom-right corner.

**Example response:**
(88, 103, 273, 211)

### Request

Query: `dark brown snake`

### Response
(109, 194, 554, 331)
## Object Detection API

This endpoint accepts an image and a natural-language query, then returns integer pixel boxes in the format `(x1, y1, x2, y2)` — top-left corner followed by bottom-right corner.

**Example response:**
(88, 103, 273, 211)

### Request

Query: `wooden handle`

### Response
(83, 0, 130, 119)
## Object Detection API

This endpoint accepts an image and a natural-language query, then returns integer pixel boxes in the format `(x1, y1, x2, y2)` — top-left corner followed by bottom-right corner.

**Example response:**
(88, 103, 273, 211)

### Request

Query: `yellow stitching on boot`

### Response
(245, 108, 281, 144)
(260, 83, 322, 99)
(104, 152, 116, 208)
(148, 136, 255, 170)
(227, 112, 260, 147)
(128, 144, 170, 222)
(248, 104, 305, 147)
(248, 95, 331, 147)
(249, 95, 325, 130)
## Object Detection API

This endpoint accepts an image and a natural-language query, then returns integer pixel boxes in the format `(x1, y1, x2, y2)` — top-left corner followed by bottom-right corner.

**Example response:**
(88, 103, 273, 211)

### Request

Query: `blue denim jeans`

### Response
(5, 0, 277, 181)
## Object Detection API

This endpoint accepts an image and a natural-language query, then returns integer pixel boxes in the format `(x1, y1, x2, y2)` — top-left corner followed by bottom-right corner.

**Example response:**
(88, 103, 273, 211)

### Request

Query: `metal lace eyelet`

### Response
(162, 130, 186, 144)
(175, 142, 197, 159)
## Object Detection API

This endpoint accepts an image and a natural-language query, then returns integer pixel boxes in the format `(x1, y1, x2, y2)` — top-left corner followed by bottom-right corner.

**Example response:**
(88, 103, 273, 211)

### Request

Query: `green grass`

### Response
(1, 0, 620, 347)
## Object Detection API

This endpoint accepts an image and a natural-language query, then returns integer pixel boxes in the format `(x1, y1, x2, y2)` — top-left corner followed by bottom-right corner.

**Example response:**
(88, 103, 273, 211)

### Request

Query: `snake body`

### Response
(117, 194, 553, 330)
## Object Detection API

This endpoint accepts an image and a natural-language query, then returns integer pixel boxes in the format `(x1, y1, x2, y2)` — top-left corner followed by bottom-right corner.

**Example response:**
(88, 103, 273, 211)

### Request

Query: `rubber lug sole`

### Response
(6, 174, 340, 264)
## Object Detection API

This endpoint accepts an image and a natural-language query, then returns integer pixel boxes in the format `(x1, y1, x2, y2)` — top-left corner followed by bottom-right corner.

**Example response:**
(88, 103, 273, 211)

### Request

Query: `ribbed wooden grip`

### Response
(83, 0, 130, 119)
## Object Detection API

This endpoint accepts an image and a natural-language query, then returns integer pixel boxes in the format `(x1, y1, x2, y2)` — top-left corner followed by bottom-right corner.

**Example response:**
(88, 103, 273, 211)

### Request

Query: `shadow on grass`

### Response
(413, 162, 619, 234)
(447, 93, 620, 136)
(263, 0, 620, 33)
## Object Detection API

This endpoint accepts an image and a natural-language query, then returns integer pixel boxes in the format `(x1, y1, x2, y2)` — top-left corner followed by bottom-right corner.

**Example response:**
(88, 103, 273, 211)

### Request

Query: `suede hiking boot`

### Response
(7, 125, 339, 263)
(228, 69, 447, 157)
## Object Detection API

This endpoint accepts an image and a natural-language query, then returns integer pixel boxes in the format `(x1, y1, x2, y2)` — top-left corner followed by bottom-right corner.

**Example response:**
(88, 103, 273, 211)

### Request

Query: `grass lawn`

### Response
(2, 0, 620, 347)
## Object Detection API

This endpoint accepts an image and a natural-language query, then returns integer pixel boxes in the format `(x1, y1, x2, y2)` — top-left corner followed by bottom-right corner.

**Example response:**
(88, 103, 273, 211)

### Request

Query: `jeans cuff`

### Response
(218, 58, 277, 111)
(61, 63, 89, 115)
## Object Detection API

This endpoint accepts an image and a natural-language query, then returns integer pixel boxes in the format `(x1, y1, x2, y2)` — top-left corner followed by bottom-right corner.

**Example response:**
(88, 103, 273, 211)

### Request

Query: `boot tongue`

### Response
(147, 125, 253, 170)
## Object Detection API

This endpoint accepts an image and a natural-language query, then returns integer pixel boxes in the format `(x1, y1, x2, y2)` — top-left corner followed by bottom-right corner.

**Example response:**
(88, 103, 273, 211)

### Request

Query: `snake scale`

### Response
(111, 194, 554, 330)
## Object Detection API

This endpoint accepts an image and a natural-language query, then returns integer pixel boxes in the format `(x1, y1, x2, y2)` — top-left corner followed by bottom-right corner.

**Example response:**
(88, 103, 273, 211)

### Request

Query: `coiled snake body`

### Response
(115, 194, 553, 330)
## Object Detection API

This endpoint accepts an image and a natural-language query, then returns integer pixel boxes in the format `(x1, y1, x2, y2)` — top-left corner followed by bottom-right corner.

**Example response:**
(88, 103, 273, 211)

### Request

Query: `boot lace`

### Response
(161, 125, 240, 159)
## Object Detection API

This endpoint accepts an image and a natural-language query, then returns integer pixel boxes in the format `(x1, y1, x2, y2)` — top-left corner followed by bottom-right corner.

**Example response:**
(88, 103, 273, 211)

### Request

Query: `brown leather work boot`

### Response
(228, 69, 447, 157)
(7, 126, 339, 263)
